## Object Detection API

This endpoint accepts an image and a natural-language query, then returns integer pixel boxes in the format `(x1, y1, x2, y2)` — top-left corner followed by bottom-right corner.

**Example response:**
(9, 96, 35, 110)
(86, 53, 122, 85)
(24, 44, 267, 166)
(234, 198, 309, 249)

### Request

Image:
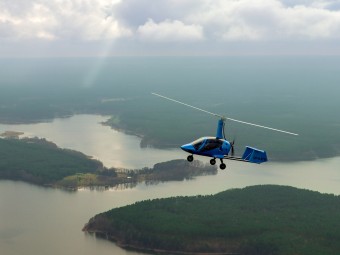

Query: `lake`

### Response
(0, 114, 184, 169)
(1, 114, 340, 255)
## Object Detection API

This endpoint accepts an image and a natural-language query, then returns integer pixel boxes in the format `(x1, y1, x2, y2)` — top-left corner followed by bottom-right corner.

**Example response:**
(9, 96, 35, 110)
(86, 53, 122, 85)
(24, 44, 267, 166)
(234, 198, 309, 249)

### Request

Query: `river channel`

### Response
(1, 114, 340, 255)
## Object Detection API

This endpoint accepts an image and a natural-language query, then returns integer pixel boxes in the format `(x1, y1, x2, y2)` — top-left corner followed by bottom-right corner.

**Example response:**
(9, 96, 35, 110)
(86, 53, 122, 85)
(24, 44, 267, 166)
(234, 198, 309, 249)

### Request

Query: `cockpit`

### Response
(191, 137, 224, 152)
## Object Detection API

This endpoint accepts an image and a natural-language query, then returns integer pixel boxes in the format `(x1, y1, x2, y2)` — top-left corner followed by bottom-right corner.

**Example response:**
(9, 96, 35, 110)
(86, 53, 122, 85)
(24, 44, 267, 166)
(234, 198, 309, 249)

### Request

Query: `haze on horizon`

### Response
(1, 0, 340, 57)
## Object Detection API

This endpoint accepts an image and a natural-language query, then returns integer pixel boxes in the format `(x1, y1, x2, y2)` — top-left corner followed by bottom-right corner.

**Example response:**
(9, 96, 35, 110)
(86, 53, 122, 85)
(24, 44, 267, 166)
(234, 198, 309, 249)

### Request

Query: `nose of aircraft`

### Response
(181, 143, 194, 153)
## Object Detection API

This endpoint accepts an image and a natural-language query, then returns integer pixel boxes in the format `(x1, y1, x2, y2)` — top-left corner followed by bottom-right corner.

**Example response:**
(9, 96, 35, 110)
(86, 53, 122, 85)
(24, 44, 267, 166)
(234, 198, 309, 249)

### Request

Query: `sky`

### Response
(1, 0, 340, 57)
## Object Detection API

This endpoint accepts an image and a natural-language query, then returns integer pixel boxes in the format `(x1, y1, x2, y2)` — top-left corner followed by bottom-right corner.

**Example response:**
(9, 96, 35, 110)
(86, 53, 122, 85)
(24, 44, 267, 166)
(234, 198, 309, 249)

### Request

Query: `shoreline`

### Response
(84, 230, 239, 255)
(1, 113, 340, 164)
(82, 185, 340, 255)
(0, 135, 217, 190)
(101, 122, 339, 163)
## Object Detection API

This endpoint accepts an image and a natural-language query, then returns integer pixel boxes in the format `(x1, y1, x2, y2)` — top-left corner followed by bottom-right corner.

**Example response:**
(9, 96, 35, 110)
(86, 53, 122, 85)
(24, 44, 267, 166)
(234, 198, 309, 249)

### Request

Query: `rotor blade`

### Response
(151, 93, 299, 136)
(152, 93, 224, 119)
(226, 117, 299, 136)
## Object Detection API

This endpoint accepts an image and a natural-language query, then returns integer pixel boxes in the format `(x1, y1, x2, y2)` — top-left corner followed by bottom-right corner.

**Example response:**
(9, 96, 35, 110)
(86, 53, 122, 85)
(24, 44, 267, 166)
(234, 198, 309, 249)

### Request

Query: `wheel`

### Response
(210, 158, 216, 165)
(220, 163, 226, 170)
(187, 155, 194, 162)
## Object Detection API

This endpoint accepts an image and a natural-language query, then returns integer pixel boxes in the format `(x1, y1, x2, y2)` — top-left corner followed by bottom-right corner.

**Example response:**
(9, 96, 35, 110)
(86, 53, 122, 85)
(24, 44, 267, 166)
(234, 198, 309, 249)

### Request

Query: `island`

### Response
(0, 137, 216, 188)
(83, 185, 340, 255)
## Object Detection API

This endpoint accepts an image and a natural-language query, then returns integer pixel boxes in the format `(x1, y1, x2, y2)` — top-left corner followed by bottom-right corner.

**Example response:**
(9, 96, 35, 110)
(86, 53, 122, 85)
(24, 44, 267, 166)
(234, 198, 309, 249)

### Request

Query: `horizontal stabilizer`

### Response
(242, 146, 268, 164)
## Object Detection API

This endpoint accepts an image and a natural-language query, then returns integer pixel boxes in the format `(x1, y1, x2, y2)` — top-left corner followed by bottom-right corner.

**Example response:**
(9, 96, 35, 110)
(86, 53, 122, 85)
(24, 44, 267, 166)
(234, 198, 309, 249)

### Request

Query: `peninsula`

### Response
(0, 137, 216, 188)
(83, 185, 340, 255)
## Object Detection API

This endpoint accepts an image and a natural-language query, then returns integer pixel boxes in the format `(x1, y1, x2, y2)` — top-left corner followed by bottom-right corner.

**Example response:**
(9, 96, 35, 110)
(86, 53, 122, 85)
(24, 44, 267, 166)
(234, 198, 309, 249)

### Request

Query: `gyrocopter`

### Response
(152, 93, 298, 170)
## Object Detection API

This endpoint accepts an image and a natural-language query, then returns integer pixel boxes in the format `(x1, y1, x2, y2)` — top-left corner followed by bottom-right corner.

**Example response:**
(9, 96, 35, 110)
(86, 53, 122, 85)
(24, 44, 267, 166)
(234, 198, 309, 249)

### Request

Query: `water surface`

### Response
(0, 114, 183, 169)
(1, 113, 340, 255)
(1, 156, 340, 255)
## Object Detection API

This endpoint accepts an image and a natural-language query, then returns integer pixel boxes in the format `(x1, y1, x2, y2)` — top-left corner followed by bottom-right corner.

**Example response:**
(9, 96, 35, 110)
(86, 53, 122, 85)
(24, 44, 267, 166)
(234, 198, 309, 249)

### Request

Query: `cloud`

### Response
(2, 0, 340, 56)
(112, 0, 340, 42)
(137, 19, 204, 42)
(186, 0, 340, 41)
(0, 0, 131, 41)
(2, 0, 340, 42)
(111, 0, 200, 27)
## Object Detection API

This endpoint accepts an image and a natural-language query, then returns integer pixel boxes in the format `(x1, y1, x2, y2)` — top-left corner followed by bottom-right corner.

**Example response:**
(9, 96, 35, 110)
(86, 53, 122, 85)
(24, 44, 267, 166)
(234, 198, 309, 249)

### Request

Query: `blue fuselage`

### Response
(181, 136, 231, 159)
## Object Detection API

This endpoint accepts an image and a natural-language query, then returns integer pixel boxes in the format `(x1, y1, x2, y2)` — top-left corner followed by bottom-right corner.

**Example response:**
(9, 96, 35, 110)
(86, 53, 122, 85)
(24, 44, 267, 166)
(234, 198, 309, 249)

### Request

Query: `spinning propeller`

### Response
(151, 93, 299, 136)
(230, 139, 235, 156)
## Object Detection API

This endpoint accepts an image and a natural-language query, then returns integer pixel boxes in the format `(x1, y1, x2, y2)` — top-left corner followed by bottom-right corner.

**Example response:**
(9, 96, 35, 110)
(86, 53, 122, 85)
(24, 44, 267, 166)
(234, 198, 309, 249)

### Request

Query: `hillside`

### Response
(84, 185, 340, 255)
(0, 137, 104, 185)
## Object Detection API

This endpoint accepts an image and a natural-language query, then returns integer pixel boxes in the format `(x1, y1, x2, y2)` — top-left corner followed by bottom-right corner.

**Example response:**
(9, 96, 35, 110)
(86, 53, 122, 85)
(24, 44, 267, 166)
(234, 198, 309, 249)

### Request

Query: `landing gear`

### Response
(210, 158, 216, 165)
(187, 155, 194, 162)
(219, 159, 226, 170)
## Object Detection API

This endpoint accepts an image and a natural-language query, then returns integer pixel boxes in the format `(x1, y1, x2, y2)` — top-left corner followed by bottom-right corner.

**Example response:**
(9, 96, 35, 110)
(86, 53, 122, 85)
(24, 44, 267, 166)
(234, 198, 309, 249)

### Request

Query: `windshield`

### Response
(191, 138, 205, 150)
(200, 138, 223, 152)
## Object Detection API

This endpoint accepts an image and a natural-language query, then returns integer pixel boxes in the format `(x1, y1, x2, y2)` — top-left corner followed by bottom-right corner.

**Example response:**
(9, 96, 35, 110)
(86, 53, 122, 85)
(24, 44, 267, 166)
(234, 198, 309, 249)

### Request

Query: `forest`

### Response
(0, 137, 103, 185)
(1, 57, 340, 162)
(0, 137, 216, 187)
(84, 185, 340, 255)
(57, 159, 216, 188)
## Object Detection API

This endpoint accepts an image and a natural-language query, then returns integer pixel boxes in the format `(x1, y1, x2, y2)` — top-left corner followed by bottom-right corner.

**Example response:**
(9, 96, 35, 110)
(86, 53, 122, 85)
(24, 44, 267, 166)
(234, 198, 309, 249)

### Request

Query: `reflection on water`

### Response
(79, 182, 139, 191)
(1, 157, 340, 255)
(0, 180, 149, 255)
(131, 157, 340, 196)
(0, 114, 184, 169)
(0, 155, 340, 255)
(1, 114, 340, 255)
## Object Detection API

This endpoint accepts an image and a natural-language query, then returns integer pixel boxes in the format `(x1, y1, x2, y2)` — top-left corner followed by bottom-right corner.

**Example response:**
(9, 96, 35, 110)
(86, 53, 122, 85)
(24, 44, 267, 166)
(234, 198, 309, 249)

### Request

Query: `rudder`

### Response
(242, 146, 268, 164)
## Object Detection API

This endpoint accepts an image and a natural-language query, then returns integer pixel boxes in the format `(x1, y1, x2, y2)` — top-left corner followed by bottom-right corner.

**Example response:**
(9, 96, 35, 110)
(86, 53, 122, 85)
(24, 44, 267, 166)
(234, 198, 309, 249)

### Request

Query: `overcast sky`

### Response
(1, 0, 340, 57)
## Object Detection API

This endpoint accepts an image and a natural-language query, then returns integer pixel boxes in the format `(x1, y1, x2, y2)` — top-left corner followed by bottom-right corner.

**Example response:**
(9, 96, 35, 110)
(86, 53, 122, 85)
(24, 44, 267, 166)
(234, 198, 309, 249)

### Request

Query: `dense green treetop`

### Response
(0, 138, 103, 184)
(84, 185, 340, 255)
(0, 137, 216, 187)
